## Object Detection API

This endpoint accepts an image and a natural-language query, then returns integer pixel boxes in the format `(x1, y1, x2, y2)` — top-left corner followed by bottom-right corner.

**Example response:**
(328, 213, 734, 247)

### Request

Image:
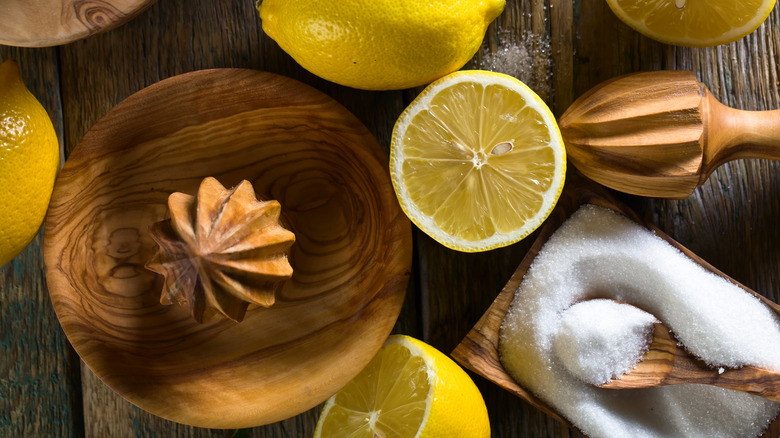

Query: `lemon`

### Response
(257, 0, 505, 90)
(390, 70, 566, 252)
(606, 0, 776, 47)
(314, 335, 490, 438)
(0, 59, 59, 267)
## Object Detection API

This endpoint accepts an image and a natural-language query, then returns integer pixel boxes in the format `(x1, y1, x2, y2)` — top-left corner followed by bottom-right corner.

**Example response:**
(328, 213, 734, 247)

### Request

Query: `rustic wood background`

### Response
(1, 0, 778, 436)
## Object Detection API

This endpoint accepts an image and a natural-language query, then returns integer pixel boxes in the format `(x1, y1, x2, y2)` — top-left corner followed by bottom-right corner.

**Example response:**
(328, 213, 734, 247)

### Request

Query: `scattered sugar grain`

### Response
(473, 31, 551, 98)
(499, 204, 780, 438)
(553, 299, 657, 385)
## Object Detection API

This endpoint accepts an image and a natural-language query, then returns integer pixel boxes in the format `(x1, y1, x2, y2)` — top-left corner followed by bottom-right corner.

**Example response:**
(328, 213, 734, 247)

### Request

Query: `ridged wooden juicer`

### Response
(559, 71, 780, 198)
(147, 177, 295, 323)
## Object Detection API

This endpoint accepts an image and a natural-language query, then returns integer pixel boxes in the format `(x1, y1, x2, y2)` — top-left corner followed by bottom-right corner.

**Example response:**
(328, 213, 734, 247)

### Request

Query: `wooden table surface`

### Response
(1, 0, 779, 437)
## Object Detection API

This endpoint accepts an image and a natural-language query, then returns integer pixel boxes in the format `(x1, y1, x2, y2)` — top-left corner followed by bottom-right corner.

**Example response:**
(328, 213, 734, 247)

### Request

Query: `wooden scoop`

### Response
(600, 321, 780, 402)
(559, 71, 780, 198)
(451, 179, 780, 436)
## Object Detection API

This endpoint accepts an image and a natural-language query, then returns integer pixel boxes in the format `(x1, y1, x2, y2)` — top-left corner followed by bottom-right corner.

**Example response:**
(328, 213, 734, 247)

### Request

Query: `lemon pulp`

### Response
(606, 0, 776, 47)
(390, 71, 565, 252)
(314, 335, 490, 438)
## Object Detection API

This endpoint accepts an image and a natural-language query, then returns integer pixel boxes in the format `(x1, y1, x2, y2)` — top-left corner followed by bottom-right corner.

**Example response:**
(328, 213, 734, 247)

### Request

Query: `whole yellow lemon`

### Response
(0, 60, 60, 267)
(257, 0, 505, 90)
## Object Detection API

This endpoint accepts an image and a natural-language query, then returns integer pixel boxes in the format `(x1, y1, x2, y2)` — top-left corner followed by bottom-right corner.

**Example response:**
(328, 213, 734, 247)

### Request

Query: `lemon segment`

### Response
(606, 0, 776, 47)
(0, 60, 60, 267)
(390, 71, 565, 252)
(314, 335, 490, 438)
(257, 0, 505, 90)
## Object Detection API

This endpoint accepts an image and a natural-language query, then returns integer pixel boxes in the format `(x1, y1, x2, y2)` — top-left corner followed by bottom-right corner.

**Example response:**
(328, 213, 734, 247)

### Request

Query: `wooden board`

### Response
(0, 0, 155, 47)
(42, 68, 412, 428)
(2, 0, 779, 435)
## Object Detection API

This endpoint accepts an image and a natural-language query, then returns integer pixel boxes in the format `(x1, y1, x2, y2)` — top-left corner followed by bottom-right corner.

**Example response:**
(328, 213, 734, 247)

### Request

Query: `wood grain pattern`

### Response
(43, 69, 412, 428)
(451, 171, 780, 437)
(0, 0, 155, 47)
(560, 70, 780, 198)
(146, 177, 296, 323)
(2, 0, 780, 435)
(54, 0, 413, 433)
(601, 322, 780, 403)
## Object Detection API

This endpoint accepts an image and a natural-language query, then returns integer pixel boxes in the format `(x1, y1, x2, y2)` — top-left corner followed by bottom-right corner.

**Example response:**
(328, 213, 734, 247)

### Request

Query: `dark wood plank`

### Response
(0, 47, 83, 437)
(3, 0, 779, 436)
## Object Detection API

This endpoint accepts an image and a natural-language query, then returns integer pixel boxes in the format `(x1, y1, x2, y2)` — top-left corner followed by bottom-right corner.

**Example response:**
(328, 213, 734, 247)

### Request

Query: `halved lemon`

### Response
(314, 335, 490, 438)
(390, 70, 566, 252)
(606, 0, 776, 47)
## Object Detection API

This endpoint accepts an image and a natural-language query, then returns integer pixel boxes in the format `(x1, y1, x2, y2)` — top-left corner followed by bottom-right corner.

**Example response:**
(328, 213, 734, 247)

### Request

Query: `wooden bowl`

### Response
(451, 173, 780, 437)
(0, 0, 155, 47)
(43, 69, 412, 428)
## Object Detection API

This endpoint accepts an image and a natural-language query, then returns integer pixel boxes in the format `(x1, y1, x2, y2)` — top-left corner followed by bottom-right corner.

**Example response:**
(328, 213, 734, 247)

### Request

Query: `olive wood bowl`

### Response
(451, 172, 780, 437)
(0, 0, 155, 47)
(43, 69, 412, 428)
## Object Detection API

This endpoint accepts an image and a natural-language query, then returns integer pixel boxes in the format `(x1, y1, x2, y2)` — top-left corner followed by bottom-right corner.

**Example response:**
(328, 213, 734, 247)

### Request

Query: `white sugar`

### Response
(499, 204, 780, 438)
(553, 299, 657, 385)
(473, 31, 552, 99)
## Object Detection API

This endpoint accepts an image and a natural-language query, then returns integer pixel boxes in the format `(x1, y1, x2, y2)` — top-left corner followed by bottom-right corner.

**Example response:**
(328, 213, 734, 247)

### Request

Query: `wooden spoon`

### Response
(559, 71, 780, 198)
(600, 321, 780, 403)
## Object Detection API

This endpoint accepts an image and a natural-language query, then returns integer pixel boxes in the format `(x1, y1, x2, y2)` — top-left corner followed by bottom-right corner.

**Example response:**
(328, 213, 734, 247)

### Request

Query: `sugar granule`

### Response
(499, 204, 780, 438)
(473, 31, 551, 98)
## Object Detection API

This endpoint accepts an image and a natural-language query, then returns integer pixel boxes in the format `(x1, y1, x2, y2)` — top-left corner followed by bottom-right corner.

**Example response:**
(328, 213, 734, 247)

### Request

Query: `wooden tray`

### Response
(43, 69, 413, 428)
(0, 0, 155, 47)
(451, 173, 780, 437)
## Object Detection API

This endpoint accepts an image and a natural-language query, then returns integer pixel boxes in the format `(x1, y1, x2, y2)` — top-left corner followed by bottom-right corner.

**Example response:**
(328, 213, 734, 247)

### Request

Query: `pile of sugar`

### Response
(499, 204, 780, 438)
(553, 299, 657, 386)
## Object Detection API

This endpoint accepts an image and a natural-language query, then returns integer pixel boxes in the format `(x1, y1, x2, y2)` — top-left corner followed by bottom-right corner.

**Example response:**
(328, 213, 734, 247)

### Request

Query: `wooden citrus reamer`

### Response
(559, 70, 780, 198)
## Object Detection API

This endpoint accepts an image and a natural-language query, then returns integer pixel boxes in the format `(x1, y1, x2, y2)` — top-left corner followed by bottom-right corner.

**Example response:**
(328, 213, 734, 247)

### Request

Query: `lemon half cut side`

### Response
(314, 335, 490, 438)
(390, 70, 566, 252)
(606, 0, 776, 47)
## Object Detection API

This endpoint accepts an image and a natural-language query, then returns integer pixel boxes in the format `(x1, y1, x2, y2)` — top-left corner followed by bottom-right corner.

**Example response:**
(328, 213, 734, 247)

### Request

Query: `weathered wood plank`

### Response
(0, 47, 82, 437)
(551, 0, 575, 115)
(4, 0, 780, 436)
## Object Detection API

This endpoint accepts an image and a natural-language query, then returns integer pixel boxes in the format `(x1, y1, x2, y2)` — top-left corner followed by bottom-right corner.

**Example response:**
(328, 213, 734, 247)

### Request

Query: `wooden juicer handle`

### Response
(704, 92, 780, 175)
(559, 71, 780, 199)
